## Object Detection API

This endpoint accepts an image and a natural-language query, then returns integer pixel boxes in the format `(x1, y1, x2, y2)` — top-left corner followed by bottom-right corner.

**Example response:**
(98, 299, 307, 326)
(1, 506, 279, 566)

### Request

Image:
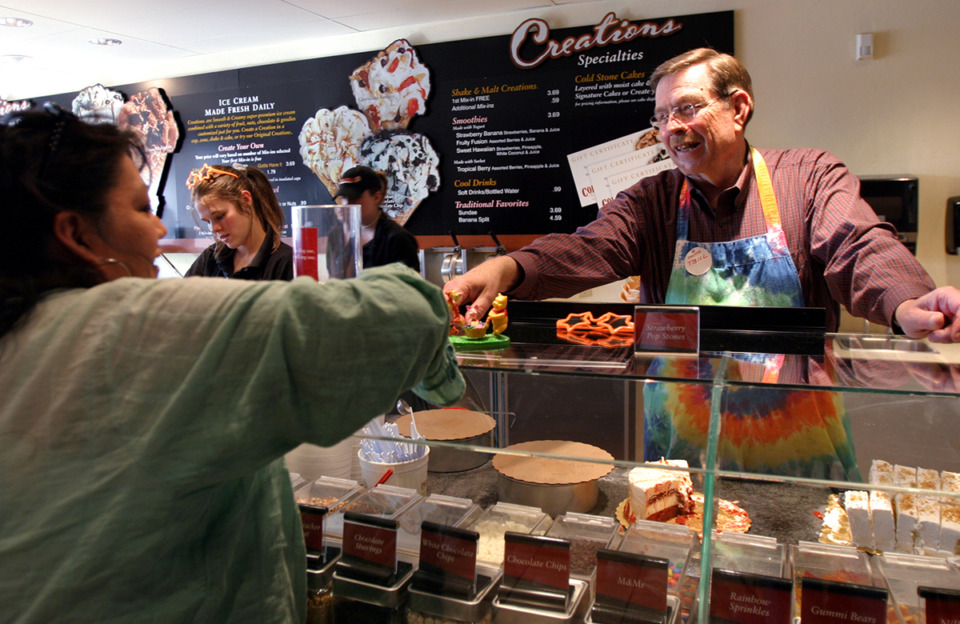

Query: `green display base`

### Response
(450, 333, 511, 351)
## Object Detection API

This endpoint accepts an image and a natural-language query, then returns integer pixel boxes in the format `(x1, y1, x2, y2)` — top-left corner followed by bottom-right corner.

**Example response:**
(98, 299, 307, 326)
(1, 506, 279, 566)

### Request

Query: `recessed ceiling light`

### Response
(90, 37, 122, 46)
(1, 17, 33, 27)
(1, 54, 32, 64)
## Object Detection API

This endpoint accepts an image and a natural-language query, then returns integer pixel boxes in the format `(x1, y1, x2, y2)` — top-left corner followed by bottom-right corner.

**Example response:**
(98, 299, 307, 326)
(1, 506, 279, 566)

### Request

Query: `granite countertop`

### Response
(427, 459, 830, 545)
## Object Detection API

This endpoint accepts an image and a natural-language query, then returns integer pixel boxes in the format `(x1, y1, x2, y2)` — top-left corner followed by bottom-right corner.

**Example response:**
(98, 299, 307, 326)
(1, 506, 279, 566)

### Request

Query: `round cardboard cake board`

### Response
(492, 440, 614, 485)
(395, 409, 495, 441)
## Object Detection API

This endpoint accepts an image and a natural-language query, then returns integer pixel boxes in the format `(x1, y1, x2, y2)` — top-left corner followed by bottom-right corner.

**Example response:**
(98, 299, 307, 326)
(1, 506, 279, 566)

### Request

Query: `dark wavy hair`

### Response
(0, 104, 147, 338)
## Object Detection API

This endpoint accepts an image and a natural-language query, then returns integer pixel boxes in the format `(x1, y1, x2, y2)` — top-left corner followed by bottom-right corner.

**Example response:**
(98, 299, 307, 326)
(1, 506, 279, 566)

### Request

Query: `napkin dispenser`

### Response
(857, 174, 919, 254)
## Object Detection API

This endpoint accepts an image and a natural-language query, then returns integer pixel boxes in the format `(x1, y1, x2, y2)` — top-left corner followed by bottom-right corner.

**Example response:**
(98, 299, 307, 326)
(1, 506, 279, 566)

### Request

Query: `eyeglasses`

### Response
(185, 163, 239, 190)
(649, 94, 730, 130)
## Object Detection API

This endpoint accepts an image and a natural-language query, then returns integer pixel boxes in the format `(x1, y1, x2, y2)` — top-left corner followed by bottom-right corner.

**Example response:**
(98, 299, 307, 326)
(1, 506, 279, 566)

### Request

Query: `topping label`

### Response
(918, 586, 960, 624)
(594, 549, 668, 613)
(298, 504, 327, 553)
(342, 515, 398, 570)
(503, 533, 570, 591)
(710, 569, 793, 624)
(419, 523, 478, 583)
(800, 577, 887, 624)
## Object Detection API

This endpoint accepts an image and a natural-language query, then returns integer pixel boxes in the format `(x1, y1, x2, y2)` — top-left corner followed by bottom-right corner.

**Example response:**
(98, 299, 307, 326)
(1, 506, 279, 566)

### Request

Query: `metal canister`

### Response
(306, 552, 338, 624)
(492, 578, 591, 624)
(406, 570, 502, 624)
(332, 561, 415, 624)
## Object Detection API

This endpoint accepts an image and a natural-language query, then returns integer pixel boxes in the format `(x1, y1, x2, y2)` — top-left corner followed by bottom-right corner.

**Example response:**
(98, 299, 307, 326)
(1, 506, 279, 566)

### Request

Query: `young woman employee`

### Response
(185, 162, 293, 280)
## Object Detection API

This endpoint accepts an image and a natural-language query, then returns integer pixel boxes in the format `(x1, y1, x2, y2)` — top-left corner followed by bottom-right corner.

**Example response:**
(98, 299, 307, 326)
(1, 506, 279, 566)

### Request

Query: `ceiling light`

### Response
(1, 54, 32, 64)
(90, 37, 122, 46)
(1, 17, 33, 27)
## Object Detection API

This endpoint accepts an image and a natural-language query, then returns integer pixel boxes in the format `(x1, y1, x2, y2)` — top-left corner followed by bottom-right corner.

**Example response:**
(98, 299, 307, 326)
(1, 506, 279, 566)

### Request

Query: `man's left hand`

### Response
(895, 286, 960, 343)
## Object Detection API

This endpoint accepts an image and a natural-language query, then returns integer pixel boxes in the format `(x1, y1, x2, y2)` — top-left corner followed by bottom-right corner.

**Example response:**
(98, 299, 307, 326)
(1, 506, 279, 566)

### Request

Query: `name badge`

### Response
(684, 246, 712, 276)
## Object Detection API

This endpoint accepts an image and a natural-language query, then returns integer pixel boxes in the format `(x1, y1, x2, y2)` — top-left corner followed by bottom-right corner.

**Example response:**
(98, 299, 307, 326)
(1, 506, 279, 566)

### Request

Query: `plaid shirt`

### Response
(510, 147, 934, 331)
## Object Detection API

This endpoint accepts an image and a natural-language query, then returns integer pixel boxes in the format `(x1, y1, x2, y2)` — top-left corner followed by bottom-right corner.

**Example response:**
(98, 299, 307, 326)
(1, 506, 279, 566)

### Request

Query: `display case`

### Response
(463, 501, 553, 568)
(876, 552, 960, 623)
(351, 302, 960, 623)
(395, 493, 482, 562)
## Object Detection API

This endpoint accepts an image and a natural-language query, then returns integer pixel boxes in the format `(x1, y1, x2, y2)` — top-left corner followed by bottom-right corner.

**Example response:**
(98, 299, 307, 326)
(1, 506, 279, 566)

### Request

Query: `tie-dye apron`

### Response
(643, 149, 860, 480)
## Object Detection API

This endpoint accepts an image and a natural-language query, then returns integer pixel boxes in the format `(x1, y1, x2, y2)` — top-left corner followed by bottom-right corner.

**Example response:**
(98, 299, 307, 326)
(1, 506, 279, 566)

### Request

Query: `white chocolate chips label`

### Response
(684, 246, 712, 276)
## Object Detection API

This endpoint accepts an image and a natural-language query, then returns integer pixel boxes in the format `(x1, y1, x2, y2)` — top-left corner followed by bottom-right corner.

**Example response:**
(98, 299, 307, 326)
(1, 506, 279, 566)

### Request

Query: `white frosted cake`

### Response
(917, 468, 941, 491)
(843, 490, 875, 549)
(895, 494, 919, 553)
(865, 460, 894, 552)
(869, 490, 895, 552)
(831, 460, 960, 556)
(915, 468, 942, 553)
(893, 465, 918, 553)
(627, 459, 694, 522)
(867, 460, 895, 551)
(940, 471, 960, 555)
(942, 471, 960, 493)
(869, 459, 893, 485)
(893, 464, 917, 488)
(915, 498, 941, 553)
(940, 503, 960, 556)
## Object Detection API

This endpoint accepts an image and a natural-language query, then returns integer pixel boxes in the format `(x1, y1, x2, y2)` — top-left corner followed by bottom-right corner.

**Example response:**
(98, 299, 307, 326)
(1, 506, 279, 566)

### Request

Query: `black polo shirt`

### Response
(185, 232, 293, 280)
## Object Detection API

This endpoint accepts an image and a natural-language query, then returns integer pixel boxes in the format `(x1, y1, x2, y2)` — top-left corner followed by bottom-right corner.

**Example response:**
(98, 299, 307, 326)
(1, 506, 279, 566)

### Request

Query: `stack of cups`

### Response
(349, 436, 362, 482)
(285, 435, 358, 482)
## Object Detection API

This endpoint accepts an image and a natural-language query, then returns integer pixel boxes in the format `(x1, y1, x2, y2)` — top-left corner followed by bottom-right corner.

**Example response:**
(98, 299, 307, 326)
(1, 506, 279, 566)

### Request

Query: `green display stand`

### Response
(450, 334, 511, 351)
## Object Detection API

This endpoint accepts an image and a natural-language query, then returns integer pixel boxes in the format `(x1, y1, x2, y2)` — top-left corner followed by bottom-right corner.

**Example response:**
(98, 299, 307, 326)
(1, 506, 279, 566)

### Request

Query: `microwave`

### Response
(857, 175, 918, 254)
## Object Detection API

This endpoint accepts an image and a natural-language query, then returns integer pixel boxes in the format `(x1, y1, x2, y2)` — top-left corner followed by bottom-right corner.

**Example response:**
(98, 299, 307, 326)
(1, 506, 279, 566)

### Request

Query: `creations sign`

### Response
(37, 10, 733, 238)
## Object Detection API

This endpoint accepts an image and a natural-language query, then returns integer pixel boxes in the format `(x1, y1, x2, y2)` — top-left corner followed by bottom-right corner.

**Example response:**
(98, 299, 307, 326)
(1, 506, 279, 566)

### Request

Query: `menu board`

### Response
(38, 10, 732, 238)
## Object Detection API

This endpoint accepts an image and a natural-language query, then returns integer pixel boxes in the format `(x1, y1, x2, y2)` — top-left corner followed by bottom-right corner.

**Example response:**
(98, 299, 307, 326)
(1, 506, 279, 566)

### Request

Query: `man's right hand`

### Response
(442, 255, 521, 320)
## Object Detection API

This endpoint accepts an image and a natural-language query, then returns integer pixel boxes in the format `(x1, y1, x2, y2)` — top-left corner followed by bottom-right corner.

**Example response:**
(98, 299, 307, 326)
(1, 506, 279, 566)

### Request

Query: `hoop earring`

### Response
(98, 257, 133, 278)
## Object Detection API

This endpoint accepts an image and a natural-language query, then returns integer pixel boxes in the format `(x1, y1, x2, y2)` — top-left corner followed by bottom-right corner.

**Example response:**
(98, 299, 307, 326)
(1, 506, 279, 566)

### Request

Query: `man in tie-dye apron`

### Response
(641, 148, 860, 479)
(443, 49, 960, 478)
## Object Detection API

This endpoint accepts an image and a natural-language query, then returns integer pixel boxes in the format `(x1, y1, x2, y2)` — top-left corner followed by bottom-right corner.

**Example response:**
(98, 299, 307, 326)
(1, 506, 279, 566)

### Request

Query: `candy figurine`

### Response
(486, 293, 508, 335)
(462, 312, 487, 338)
(447, 291, 511, 351)
(445, 290, 466, 336)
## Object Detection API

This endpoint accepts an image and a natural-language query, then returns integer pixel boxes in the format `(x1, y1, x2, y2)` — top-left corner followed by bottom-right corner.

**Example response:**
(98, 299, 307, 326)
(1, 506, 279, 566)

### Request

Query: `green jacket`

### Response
(0, 264, 463, 623)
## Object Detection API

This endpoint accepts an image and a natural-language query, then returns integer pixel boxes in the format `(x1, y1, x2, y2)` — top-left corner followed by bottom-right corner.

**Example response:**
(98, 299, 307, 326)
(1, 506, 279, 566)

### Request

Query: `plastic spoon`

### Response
(396, 399, 421, 441)
(396, 399, 424, 459)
